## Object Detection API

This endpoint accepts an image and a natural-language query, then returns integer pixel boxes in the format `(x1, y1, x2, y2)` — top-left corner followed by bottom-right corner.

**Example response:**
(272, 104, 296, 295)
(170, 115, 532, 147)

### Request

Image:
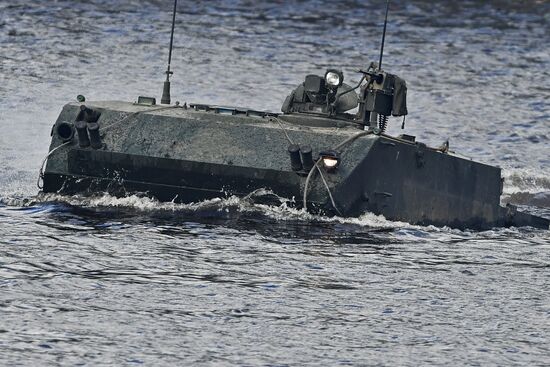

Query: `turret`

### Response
(280, 63, 408, 133)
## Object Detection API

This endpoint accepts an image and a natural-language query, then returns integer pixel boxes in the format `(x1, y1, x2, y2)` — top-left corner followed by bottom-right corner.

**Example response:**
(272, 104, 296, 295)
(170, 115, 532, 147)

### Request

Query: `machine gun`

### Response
(357, 63, 408, 131)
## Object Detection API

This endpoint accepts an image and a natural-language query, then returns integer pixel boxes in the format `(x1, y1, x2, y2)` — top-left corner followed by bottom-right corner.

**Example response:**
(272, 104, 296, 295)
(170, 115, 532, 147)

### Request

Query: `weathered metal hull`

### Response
(42, 101, 549, 230)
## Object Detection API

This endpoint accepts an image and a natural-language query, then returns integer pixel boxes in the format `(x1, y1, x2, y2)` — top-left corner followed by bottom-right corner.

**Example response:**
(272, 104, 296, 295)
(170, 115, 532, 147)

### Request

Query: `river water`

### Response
(1, 0, 549, 365)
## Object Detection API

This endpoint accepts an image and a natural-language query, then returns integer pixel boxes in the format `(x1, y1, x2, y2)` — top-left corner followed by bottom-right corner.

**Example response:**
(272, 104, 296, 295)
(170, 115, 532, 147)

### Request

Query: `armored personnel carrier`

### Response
(39, 3, 549, 230)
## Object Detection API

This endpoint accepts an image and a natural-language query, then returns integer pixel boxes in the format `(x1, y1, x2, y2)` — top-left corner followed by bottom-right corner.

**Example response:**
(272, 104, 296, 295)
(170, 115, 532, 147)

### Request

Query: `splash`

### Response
(0, 190, 416, 230)
(501, 168, 550, 208)
(502, 168, 550, 195)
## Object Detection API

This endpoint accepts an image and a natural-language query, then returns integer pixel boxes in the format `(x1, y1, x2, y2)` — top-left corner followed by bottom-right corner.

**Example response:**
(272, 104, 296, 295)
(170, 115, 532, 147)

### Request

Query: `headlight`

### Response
(319, 150, 341, 172)
(324, 69, 343, 88)
(322, 157, 339, 168)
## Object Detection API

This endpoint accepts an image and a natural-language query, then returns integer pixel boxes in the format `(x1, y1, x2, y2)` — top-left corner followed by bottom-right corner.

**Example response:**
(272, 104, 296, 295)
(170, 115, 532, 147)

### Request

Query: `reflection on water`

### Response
(1, 0, 549, 365)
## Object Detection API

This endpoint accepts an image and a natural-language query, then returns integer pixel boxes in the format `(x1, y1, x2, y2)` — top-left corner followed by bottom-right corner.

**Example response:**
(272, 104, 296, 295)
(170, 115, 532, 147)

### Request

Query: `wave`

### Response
(2, 167, 549, 231)
(501, 168, 550, 208)
(502, 168, 550, 195)
(0, 191, 415, 231)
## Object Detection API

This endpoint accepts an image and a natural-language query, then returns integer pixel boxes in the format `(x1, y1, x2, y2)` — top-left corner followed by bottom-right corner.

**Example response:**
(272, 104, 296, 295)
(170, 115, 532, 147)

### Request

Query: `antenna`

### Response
(378, 0, 390, 70)
(161, 0, 178, 105)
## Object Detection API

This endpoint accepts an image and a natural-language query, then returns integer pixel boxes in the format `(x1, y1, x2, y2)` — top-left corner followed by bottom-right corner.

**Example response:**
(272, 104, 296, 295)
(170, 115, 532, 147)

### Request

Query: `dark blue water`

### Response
(1, 1, 549, 365)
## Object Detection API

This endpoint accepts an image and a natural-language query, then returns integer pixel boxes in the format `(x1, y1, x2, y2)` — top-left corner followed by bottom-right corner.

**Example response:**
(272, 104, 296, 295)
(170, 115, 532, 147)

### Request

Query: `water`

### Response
(1, 0, 549, 365)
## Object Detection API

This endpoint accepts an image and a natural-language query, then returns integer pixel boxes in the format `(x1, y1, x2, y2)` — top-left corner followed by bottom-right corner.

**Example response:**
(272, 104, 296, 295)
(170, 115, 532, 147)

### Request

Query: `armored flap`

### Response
(392, 75, 408, 117)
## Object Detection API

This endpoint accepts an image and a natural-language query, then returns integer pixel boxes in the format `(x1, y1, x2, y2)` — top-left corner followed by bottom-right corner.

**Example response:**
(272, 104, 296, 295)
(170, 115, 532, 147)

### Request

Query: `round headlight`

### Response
(322, 157, 339, 169)
(325, 71, 341, 87)
(319, 150, 341, 172)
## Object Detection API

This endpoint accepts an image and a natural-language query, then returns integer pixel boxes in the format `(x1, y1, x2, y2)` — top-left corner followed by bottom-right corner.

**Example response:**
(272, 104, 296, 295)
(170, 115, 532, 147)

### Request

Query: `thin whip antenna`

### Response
(378, 0, 390, 70)
(161, 0, 178, 105)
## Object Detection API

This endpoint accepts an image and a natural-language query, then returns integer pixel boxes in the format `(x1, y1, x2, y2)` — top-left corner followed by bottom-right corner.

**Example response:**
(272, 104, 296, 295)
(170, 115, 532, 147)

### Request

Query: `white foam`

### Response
(502, 167, 550, 195)
(20, 191, 417, 230)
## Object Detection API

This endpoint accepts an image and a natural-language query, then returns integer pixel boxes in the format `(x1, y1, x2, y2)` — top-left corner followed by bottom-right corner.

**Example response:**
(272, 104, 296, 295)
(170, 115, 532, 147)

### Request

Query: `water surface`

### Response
(1, 0, 549, 365)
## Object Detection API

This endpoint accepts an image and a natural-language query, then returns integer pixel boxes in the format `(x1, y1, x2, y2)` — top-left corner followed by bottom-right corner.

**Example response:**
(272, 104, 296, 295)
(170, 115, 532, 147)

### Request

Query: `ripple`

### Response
(1, 1, 550, 366)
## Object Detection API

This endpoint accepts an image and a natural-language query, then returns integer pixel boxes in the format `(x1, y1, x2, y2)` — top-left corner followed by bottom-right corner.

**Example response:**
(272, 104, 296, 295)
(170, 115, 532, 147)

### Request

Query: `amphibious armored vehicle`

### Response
(39, 3, 549, 230)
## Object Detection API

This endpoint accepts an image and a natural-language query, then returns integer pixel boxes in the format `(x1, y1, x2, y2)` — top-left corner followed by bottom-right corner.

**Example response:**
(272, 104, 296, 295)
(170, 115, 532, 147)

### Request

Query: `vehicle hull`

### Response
(42, 101, 549, 230)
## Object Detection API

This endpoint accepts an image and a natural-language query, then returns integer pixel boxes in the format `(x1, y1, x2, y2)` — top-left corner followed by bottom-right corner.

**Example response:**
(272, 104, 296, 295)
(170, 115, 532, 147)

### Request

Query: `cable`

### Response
(273, 116, 341, 213)
(272, 117, 294, 145)
(302, 162, 318, 210)
(334, 131, 370, 150)
(102, 105, 180, 133)
(332, 75, 366, 110)
(302, 160, 343, 216)
(315, 163, 342, 216)
(37, 141, 72, 189)
(302, 130, 371, 214)
(275, 115, 366, 216)
(37, 105, 181, 190)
